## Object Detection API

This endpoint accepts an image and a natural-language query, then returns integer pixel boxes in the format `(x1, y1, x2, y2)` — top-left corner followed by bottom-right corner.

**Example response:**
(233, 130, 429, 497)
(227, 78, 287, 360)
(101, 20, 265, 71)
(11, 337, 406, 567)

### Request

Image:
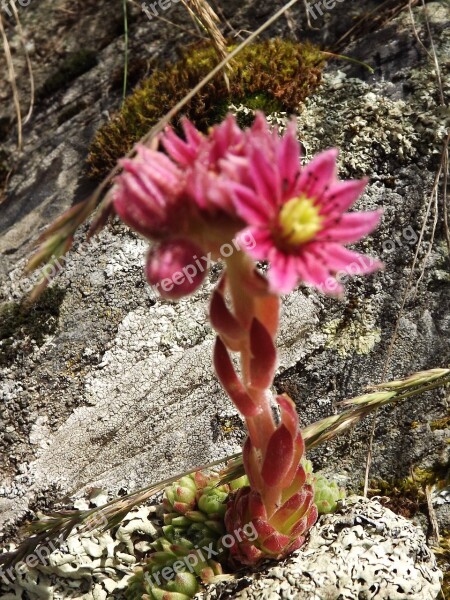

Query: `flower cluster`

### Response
(113, 112, 382, 571)
(113, 113, 382, 298)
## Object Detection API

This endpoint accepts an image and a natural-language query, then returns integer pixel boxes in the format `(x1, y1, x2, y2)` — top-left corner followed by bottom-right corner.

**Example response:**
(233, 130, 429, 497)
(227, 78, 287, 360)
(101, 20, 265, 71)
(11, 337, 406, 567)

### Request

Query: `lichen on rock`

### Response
(198, 497, 443, 600)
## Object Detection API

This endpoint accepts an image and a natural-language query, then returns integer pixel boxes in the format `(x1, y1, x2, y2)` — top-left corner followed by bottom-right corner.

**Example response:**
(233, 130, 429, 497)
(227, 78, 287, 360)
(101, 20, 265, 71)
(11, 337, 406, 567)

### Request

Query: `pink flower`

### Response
(231, 114, 383, 294)
(113, 145, 185, 239)
(161, 116, 246, 215)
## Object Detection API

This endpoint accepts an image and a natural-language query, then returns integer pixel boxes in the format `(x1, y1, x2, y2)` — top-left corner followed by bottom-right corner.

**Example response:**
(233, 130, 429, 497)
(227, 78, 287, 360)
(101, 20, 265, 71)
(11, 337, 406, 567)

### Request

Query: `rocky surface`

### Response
(0, 0, 449, 596)
(199, 497, 443, 600)
(0, 496, 443, 599)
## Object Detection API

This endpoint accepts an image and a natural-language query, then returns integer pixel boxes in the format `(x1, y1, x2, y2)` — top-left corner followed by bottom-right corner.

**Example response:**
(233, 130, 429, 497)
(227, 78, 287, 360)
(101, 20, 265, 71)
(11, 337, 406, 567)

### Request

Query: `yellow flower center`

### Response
(279, 196, 323, 245)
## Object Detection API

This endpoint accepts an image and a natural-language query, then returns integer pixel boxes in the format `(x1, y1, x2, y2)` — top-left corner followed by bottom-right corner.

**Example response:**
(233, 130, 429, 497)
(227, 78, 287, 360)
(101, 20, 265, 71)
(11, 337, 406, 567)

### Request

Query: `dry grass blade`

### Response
(0, 13, 22, 150)
(0, 455, 233, 571)
(181, 0, 229, 67)
(371, 368, 450, 391)
(1, 367, 447, 570)
(10, 1, 34, 124)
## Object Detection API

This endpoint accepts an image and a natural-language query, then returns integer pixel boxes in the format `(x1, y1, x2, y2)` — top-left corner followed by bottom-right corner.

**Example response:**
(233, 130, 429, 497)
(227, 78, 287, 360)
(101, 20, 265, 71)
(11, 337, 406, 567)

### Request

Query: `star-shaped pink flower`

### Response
(231, 114, 383, 294)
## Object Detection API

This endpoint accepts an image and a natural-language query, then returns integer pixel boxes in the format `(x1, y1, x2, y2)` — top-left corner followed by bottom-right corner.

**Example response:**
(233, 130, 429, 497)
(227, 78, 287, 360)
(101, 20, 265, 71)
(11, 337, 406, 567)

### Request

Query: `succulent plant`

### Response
(313, 476, 346, 514)
(303, 460, 346, 514)
(126, 563, 200, 600)
(126, 471, 232, 600)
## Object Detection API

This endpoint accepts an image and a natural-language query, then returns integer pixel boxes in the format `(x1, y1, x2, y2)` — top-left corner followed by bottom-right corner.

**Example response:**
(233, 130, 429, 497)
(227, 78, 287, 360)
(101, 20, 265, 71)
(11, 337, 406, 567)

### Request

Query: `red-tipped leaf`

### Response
(249, 318, 276, 389)
(214, 338, 259, 417)
(261, 424, 294, 487)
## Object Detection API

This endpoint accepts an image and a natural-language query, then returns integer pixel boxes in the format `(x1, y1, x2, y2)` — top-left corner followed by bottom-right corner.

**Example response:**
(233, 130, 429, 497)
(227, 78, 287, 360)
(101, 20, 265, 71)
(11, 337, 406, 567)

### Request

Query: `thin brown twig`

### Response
(10, 1, 34, 124)
(0, 12, 23, 150)
(425, 484, 440, 546)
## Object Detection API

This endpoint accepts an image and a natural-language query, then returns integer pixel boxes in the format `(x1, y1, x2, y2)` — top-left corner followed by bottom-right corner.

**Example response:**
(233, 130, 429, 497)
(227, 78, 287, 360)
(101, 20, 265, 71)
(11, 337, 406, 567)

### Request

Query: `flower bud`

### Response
(145, 239, 207, 299)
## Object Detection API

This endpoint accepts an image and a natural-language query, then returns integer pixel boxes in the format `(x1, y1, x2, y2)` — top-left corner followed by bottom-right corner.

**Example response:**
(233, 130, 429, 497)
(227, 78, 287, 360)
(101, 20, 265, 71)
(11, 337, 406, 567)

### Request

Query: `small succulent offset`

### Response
(127, 472, 231, 600)
(113, 113, 382, 589)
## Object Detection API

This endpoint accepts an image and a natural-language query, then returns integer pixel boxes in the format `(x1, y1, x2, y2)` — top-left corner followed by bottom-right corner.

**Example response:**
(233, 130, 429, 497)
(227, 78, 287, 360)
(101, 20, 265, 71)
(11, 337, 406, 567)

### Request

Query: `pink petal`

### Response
(320, 178, 368, 215)
(231, 183, 274, 225)
(311, 243, 383, 274)
(296, 253, 343, 295)
(318, 210, 382, 243)
(120, 161, 167, 211)
(297, 148, 338, 200)
(162, 127, 198, 166)
(251, 112, 271, 136)
(276, 121, 301, 192)
(237, 227, 273, 261)
(181, 117, 203, 148)
(211, 114, 244, 160)
(267, 252, 300, 294)
(249, 146, 281, 205)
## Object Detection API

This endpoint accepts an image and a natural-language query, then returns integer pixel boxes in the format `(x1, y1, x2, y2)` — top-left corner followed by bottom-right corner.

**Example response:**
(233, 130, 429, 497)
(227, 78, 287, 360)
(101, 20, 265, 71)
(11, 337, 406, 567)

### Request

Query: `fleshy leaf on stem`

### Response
(210, 287, 244, 348)
(213, 337, 260, 417)
(249, 318, 277, 390)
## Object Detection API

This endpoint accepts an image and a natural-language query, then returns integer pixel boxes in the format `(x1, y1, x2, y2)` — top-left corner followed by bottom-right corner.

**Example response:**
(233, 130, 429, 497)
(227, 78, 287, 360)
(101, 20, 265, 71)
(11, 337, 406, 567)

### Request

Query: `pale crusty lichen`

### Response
(0, 503, 160, 599)
(0, 497, 442, 600)
(323, 316, 381, 357)
(296, 72, 422, 178)
(199, 496, 442, 599)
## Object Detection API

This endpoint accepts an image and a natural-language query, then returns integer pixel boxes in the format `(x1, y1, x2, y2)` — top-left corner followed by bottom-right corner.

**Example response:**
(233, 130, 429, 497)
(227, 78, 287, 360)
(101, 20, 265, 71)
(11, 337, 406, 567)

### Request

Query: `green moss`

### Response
(0, 286, 66, 367)
(435, 533, 450, 599)
(430, 415, 450, 430)
(39, 50, 98, 98)
(87, 39, 325, 178)
(367, 465, 449, 518)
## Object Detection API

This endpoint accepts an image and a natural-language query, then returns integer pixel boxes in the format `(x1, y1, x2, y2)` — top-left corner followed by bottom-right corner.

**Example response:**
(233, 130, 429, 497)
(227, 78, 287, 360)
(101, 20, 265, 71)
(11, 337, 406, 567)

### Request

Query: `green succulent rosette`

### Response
(303, 459, 346, 514)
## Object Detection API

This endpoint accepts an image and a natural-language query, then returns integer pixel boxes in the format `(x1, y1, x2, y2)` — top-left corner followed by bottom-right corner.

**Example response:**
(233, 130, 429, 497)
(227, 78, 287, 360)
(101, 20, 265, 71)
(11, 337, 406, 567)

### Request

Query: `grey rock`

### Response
(198, 497, 443, 600)
(0, 0, 448, 591)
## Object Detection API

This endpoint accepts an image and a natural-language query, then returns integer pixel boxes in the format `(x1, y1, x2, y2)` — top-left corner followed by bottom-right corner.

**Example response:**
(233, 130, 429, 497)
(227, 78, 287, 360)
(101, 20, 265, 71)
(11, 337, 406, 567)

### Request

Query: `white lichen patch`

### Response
(198, 497, 443, 600)
(323, 318, 381, 357)
(296, 72, 422, 177)
(0, 504, 160, 599)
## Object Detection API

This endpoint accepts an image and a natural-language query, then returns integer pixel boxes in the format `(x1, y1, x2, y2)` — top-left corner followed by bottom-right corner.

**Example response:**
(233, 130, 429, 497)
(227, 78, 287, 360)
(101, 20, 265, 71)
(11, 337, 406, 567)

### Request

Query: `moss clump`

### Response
(430, 415, 450, 430)
(39, 50, 98, 98)
(368, 465, 450, 518)
(435, 533, 450, 599)
(87, 39, 324, 178)
(0, 286, 65, 367)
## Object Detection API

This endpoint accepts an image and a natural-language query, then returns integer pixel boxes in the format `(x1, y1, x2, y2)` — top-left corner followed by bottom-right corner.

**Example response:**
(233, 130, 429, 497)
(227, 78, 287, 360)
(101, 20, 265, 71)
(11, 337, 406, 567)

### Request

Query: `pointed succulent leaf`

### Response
(214, 337, 260, 416)
(249, 318, 277, 389)
(210, 288, 243, 342)
(261, 424, 294, 487)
